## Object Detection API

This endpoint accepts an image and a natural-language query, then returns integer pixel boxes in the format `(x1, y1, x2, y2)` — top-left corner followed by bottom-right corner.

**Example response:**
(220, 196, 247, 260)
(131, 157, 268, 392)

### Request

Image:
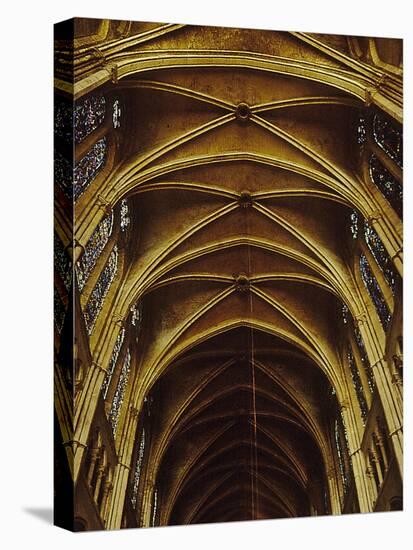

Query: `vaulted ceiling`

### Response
(100, 28, 371, 523)
(67, 24, 402, 524)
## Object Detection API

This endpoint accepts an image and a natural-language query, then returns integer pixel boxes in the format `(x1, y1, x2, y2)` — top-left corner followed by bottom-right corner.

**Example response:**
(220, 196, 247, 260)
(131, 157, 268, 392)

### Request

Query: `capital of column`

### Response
(354, 312, 368, 326)
(71, 239, 85, 263)
(365, 77, 389, 108)
(118, 461, 131, 471)
(391, 248, 403, 262)
(63, 438, 87, 452)
(366, 211, 382, 225)
(349, 446, 362, 459)
(112, 313, 125, 327)
(388, 425, 403, 439)
(97, 194, 112, 215)
(92, 361, 108, 375)
(371, 357, 386, 371)
(103, 64, 118, 84)
(340, 399, 350, 412)
(365, 88, 374, 107)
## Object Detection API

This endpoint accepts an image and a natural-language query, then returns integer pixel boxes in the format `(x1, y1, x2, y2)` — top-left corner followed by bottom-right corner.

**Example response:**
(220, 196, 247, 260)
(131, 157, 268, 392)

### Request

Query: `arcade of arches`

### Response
(54, 19, 403, 531)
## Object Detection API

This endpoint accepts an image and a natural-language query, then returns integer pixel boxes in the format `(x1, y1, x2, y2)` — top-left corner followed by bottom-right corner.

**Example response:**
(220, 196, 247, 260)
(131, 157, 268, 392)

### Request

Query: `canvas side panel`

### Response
(54, 17, 75, 533)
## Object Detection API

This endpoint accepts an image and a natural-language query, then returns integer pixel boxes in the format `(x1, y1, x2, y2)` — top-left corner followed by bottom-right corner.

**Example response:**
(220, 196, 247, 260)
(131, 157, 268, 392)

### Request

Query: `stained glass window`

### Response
(152, 488, 158, 526)
(354, 326, 375, 393)
(84, 245, 118, 334)
(373, 113, 403, 168)
(54, 287, 66, 333)
(113, 99, 121, 129)
(341, 301, 375, 394)
(101, 327, 125, 399)
(108, 348, 131, 435)
(341, 303, 350, 325)
(74, 137, 107, 200)
(130, 301, 142, 327)
(334, 418, 349, 494)
(120, 198, 130, 232)
(347, 344, 368, 424)
(54, 149, 73, 199)
(74, 94, 106, 144)
(369, 155, 402, 219)
(55, 97, 73, 144)
(76, 211, 114, 292)
(131, 429, 146, 509)
(55, 138, 107, 201)
(360, 253, 391, 331)
(54, 233, 72, 290)
(350, 210, 359, 240)
(357, 115, 366, 145)
(364, 220, 396, 294)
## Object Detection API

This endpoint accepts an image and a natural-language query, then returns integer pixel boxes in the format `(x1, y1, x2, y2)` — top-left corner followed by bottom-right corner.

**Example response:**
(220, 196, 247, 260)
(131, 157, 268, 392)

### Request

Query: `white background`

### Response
(0, 0, 410, 548)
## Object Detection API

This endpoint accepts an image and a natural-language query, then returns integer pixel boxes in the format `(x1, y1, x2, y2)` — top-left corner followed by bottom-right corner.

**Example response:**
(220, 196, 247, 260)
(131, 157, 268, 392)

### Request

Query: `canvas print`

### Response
(54, 18, 403, 531)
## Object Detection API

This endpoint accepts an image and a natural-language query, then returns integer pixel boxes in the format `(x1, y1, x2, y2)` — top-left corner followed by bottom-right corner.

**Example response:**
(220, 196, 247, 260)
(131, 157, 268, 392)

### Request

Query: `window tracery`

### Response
(131, 429, 146, 509)
(55, 97, 73, 144)
(354, 326, 375, 392)
(334, 417, 350, 495)
(108, 348, 131, 435)
(84, 245, 118, 334)
(369, 154, 402, 219)
(347, 344, 368, 423)
(130, 300, 142, 328)
(101, 327, 125, 399)
(356, 115, 367, 145)
(112, 99, 121, 129)
(373, 113, 403, 168)
(55, 138, 107, 201)
(364, 220, 396, 294)
(350, 210, 359, 239)
(152, 488, 158, 526)
(76, 211, 114, 292)
(341, 303, 350, 325)
(74, 137, 107, 200)
(54, 149, 73, 199)
(120, 198, 131, 232)
(54, 233, 72, 290)
(74, 94, 106, 143)
(341, 302, 375, 393)
(359, 253, 391, 331)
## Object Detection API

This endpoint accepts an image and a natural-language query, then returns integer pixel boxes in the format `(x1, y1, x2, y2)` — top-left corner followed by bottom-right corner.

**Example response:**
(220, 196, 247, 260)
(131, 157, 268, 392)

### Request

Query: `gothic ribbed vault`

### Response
(53, 19, 403, 531)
